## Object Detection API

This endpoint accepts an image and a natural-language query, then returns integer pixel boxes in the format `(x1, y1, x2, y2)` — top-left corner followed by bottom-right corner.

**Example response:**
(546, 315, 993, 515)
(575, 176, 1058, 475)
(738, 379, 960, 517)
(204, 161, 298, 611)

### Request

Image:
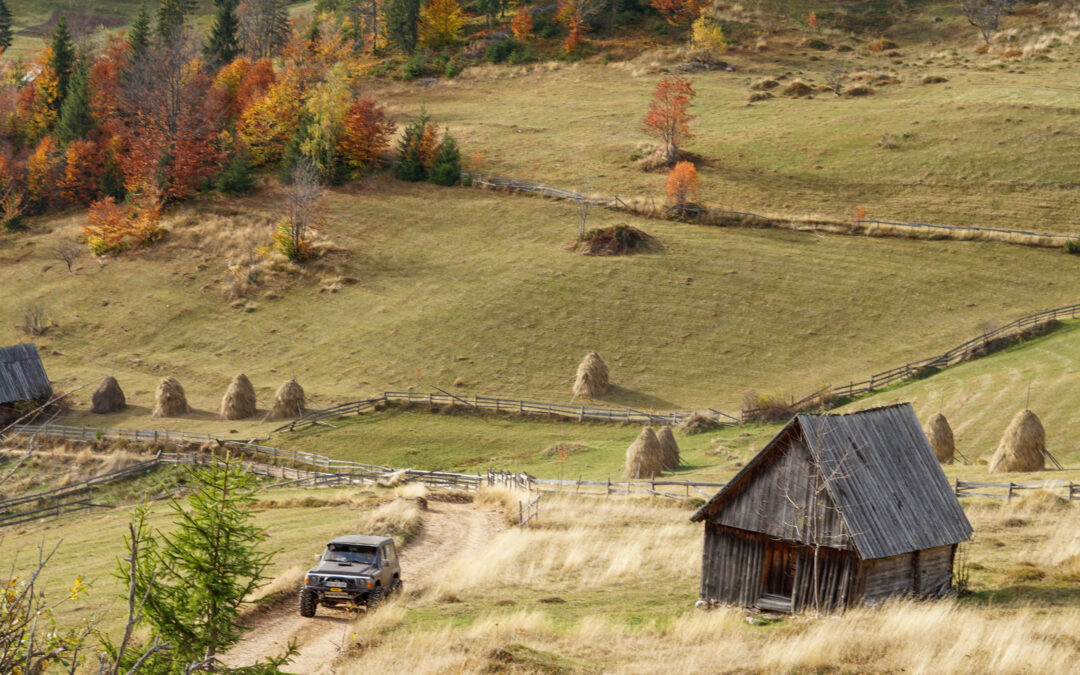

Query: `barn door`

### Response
(758, 540, 797, 612)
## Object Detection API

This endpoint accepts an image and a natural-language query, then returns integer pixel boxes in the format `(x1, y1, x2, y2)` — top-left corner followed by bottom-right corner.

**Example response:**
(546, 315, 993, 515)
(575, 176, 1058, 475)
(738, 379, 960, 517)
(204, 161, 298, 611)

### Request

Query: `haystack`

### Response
(656, 425, 680, 470)
(90, 376, 126, 414)
(922, 413, 955, 464)
(989, 409, 1046, 473)
(220, 373, 257, 420)
(572, 351, 610, 399)
(268, 378, 306, 419)
(152, 376, 189, 418)
(625, 427, 664, 479)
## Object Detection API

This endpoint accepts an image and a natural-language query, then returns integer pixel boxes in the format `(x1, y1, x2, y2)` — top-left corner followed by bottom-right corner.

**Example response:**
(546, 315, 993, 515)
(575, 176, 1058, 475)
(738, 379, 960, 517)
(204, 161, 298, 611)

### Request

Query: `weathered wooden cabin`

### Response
(0, 343, 53, 422)
(690, 403, 972, 613)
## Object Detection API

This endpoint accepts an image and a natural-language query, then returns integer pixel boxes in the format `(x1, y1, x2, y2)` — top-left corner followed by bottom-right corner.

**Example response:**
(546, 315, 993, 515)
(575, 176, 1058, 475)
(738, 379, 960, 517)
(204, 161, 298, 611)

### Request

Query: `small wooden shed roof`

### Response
(691, 403, 972, 560)
(0, 343, 53, 404)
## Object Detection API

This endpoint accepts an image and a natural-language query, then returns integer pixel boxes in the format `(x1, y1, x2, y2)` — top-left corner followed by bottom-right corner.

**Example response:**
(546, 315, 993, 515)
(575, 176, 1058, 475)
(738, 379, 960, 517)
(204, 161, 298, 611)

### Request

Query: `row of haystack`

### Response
(90, 374, 307, 421)
(923, 409, 1048, 473)
(625, 426, 681, 479)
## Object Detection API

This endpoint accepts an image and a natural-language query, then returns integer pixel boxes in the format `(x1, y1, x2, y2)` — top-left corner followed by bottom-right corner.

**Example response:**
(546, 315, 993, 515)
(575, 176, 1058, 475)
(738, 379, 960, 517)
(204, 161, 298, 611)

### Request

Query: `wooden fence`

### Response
(464, 173, 1078, 249)
(954, 479, 1080, 502)
(519, 494, 540, 527)
(4, 421, 1078, 528)
(274, 391, 739, 433)
(824, 302, 1080, 402)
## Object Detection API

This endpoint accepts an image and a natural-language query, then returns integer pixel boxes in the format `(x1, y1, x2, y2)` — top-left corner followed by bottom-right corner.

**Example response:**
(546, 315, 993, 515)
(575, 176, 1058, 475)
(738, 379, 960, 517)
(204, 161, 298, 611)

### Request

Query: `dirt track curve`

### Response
(221, 501, 504, 674)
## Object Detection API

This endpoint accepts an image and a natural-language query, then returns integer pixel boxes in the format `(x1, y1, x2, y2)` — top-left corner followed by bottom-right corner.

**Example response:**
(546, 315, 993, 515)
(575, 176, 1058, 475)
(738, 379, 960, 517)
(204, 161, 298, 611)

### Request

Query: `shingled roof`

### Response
(691, 403, 972, 560)
(0, 344, 53, 404)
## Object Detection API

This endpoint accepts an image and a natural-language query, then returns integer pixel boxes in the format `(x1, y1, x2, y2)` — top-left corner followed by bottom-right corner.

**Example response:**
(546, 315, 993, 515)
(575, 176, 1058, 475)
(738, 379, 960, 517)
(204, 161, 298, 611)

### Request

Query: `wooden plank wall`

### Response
(791, 546, 858, 613)
(700, 524, 765, 606)
(862, 552, 916, 604)
(916, 545, 955, 598)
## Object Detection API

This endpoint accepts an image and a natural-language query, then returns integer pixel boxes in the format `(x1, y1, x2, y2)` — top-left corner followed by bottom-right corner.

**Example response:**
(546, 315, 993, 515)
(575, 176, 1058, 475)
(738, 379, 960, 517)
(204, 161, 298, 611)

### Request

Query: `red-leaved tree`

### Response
(338, 98, 396, 171)
(641, 75, 696, 165)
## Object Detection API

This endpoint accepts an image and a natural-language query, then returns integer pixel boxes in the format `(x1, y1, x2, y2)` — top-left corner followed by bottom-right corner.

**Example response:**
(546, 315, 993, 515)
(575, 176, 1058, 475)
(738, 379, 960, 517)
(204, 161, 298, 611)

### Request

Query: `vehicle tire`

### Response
(390, 577, 403, 596)
(299, 589, 317, 617)
(367, 586, 384, 610)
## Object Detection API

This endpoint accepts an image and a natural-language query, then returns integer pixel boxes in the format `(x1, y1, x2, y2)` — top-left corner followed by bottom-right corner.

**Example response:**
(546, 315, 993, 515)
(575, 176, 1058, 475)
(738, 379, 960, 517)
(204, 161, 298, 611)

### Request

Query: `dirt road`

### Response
(221, 500, 504, 674)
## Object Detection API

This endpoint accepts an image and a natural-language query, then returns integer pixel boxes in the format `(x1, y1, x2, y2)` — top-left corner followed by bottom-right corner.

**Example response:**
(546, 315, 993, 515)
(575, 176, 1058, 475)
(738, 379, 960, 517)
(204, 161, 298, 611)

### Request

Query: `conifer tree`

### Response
(57, 59, 94, 144)
(0, 0, 13, 52)
(428, 133, 461, 186)
(205, 0, 242, 69)
(126, 454, 278, 668)
(128, 2, 152, 56)
(157, 0, 189, 42)
(49, 14, 76, 115)
(385, 0, 422, 54)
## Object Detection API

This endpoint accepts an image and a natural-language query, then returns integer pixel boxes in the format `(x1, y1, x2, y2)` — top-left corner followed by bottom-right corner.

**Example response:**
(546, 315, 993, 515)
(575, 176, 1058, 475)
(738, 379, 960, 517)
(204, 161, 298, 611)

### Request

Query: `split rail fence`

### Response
(954, 479, 1080, 503)
(3, 423, 1078, 527)
(273, 391, 739, 433)
(464, 173, 1078, 249)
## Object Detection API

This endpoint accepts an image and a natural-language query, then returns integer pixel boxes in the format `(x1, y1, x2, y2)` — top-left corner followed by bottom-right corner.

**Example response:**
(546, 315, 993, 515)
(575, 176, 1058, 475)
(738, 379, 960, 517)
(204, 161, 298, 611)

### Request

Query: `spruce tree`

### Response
(429, 133, 461, 186)
(128, 2, 152, 56)
(205, 0, 242, 69)
(393, 112, 430, 182)
(127, 455, 277, 668)
(100, 144, 126, 200)
(385, 0, 421, 54)
(57, 59, 94, 144)
(0, 0, 13, 52)
(157, 0, 188, 43)
(50, 14, 76, 115)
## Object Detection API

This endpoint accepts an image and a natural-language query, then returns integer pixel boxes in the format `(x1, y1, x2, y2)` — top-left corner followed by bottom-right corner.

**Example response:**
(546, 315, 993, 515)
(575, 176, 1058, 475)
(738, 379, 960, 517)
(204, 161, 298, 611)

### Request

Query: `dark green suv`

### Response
(299, 535, 402, 617)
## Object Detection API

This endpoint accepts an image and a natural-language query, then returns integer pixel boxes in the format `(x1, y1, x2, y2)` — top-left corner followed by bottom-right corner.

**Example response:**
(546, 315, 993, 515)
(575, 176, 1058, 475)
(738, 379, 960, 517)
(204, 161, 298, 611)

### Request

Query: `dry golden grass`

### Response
(338, 492, 1080, 673)
(355, 497, 424, 543)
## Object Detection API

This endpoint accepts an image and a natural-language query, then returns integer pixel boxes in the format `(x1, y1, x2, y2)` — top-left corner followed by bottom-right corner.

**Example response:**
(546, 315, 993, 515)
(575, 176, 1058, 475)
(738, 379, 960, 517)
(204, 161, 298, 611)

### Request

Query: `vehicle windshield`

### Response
(323, 544, 378, 564)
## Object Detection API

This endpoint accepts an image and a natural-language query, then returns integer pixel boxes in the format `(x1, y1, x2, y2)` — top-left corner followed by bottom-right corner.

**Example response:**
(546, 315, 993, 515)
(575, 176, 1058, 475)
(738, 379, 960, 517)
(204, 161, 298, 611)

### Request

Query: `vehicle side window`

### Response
(383, 544, 395, 562)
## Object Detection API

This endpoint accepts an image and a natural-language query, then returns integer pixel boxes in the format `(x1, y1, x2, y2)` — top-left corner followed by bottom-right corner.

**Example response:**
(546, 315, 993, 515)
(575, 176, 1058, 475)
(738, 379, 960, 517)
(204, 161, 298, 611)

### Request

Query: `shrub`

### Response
(83, 192, 162, 256)
(402, 53, 425, 79)
(485, 38, 517, 63)
(1064, 238, 1080, 255)
(216, 149, 256, 194)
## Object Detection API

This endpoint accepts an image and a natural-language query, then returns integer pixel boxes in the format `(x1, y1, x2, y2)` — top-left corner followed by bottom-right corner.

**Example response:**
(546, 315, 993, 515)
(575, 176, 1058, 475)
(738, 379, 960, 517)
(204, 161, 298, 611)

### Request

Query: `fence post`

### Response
(518, 501, 523, 527)
(606, 478, 611, 496)
(1007, 483, 1014, 503)
(579, 406, 584, 422)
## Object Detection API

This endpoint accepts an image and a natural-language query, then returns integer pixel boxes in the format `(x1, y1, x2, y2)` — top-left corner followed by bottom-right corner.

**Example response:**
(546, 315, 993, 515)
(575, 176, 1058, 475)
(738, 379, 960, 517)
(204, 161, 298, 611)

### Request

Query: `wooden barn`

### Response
(0, 343, 53, 422)
(690, 403, 972, 614)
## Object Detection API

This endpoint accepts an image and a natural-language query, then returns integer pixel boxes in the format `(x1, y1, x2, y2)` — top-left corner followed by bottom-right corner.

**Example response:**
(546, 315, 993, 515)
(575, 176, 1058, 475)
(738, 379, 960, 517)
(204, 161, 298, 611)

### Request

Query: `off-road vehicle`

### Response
(299, 535, 402, 617)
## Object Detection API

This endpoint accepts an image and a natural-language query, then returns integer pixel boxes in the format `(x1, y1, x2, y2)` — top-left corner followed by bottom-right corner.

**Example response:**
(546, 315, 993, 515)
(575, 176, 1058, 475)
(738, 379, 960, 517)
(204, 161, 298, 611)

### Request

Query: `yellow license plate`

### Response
(330, 587, 343, 592)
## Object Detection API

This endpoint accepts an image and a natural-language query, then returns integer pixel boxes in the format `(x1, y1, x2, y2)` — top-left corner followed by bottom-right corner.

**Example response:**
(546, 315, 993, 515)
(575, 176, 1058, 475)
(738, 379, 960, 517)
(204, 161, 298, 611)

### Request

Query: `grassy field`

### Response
(6, 484, 1076, 673)
(370, 9, 1080, 235)
(9, 178, 1080, 436)
(0, 483, 411, 639)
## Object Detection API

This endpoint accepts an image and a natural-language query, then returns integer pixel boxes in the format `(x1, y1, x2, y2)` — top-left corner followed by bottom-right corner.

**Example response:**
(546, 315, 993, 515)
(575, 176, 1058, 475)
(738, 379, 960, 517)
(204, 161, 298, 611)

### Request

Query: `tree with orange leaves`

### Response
(235, 58, 275, 113)
(83, 188, 162, 256)
(641, 74, 695, 165)
(557, 0, 598, 53)
(665, 160, 698, 215)
(60, 138, 105, 205)
(650, 0, 707, 39)
(25, 135, 59, 213)
(338, 97, 396, 172)
(511, 5, 533, 39)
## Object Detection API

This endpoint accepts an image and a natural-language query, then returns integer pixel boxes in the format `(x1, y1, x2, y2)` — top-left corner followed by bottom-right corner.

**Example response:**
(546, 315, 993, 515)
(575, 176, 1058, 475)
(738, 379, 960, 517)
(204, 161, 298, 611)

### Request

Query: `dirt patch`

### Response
(222, 502, 505, 674)
(570, 225, 657, 256)
(19, 10, 127, 38)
